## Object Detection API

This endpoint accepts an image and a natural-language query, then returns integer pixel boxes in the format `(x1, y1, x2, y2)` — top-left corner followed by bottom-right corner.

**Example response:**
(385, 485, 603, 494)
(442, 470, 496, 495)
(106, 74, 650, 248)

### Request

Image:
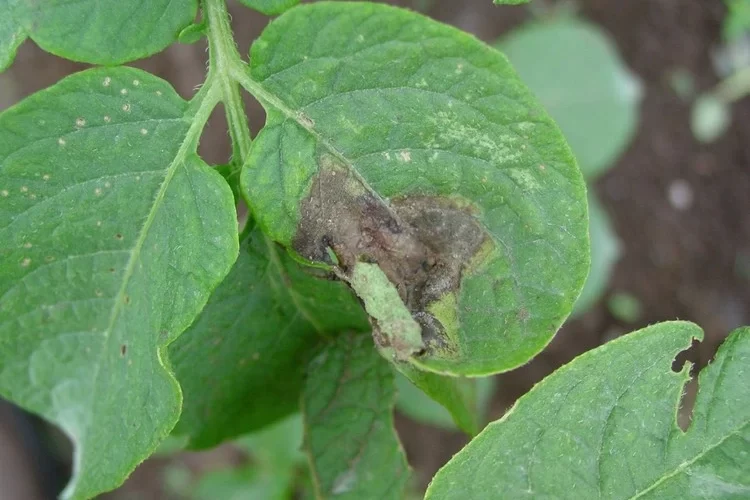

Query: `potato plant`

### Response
(0, 1, 747, 499)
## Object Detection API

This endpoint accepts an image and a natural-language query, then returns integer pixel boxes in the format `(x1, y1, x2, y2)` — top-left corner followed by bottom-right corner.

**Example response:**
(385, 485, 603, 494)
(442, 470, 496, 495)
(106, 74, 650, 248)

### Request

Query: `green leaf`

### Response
(426, 322, 750, 499)
(240, 2, 589, 376)
(571, 194, 620, 317)
(238, 0, 300, 16)
(10, 0, 196, 65)
(303, 332, 410, 499)
(0, 67, 238, 498)
(396, 371, 496, 433)
(500, 17, 642, 179)
(171, 225, 369, 448)
(0, 1, 25, 73)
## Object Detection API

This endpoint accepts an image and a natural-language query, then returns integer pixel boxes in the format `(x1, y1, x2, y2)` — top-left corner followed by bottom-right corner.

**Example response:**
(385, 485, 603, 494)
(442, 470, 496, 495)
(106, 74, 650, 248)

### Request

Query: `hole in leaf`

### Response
(672, 337, 701, 432)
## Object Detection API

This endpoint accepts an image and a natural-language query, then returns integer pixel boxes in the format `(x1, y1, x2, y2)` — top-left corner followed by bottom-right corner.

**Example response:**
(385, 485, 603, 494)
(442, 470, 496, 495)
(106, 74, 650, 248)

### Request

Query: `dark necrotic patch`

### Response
(292, 156, 489, 349)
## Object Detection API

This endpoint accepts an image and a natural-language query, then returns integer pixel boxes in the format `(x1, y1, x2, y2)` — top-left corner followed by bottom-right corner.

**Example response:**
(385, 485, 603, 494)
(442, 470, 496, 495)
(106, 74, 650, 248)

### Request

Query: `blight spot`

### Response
(75, 118, 86, 127)
(155, 90, 162, 96)
(42, 174, 50, 181)
(132, 79, 140, 86)
(20, 186, 28, 193)
(58, 138, 66, 146)
(398, 150, 412, 162)
(103, 76, 111, 87)
(103, 115, 111, 123)
(104, 181, 111, 188)
(20, 258, 31, 267)
(23, 242, 32, 249)
(140, 128, 148, 135)
(1, 190, 8, 197)
(94, 188, 102, 196)
(120, 88, 128, 95)
(122, 104, 131, 112)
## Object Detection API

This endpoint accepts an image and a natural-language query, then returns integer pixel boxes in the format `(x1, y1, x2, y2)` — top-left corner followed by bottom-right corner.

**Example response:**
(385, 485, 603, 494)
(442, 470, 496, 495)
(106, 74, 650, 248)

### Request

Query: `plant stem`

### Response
(204, 0, 252, 164)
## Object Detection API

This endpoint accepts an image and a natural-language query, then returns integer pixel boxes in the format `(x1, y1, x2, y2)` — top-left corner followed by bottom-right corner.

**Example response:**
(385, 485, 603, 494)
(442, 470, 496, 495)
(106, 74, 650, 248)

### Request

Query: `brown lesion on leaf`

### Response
(292, 154, 490, 355)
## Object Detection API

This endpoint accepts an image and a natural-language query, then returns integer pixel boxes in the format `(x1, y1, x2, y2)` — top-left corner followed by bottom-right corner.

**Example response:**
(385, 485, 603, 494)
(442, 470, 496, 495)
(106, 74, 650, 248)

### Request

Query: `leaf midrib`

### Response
(82, 83, 220, 452)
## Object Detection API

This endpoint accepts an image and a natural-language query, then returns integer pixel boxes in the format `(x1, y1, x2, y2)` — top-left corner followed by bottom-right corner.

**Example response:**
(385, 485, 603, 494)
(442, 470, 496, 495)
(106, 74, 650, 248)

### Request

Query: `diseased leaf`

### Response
(10, 0, 197, 65)
(0, 67, 238, 498)
(238, 0, 300, 16)
(240, 2, 589, 376)
(493, 0, 530, 4)
(500, 18, 642, 179)
(171, 225, 369, 448)
(0, 1, 25, 72)
(303, 332, 410, 499)
(426, 322, 750, 499)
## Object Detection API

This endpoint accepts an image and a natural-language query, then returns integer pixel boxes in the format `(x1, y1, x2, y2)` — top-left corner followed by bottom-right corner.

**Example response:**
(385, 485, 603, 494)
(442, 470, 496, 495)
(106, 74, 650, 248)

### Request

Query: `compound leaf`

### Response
(238, 0, 300, 16)
(426, 322, 750, 499)
(240, 2, 589, 376)
(303, 332, 410, 499)
(171, 225, 369, 448)
(0, 67, 238, 498)
(9, 0, 197, 65)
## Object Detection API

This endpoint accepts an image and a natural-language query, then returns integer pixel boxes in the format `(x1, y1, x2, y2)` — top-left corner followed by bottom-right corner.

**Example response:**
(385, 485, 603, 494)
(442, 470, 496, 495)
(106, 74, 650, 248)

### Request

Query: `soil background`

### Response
(1, 0, 749, 498)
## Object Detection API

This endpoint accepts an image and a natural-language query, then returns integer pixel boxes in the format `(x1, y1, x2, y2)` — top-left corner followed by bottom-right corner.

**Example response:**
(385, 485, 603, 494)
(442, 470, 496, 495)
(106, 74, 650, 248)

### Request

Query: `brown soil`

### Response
(2, 0, 748, 497)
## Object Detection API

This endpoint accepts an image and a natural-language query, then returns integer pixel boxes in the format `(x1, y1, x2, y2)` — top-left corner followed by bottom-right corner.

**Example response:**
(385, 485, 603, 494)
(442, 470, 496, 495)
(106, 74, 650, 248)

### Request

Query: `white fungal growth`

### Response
(120, 88, 128, 95)
(58, 138, 66, 146)
(122, 103, 131, 112)
(140, 128, 148, 135)
(96, 220, 102, 227)
(155, 90, 162, 96)
(132, 79, 140, 86)
(104, 115, 111, 123)
(103, 76, 111, 87)
(75, 118, 86, 127)
(1, 190, 8, 197)
(21, 258, 31, 267)
(23, 242, 32, 249)
(94, 188, 102, 196)
(20, 186, 28, 193)
(42, 174, 50, 181)
(398, 150, 412, 162)
(104, 181, 111, 188)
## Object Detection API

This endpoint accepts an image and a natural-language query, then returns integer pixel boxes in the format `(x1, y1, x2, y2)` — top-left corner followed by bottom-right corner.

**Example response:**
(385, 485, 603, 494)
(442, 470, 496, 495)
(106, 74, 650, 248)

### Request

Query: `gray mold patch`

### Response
(292, 155, 489, 353)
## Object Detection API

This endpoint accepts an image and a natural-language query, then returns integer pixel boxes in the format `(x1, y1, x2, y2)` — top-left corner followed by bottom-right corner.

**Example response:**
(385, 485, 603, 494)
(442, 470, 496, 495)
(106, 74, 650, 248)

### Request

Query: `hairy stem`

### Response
(205, 0, 252, 165)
